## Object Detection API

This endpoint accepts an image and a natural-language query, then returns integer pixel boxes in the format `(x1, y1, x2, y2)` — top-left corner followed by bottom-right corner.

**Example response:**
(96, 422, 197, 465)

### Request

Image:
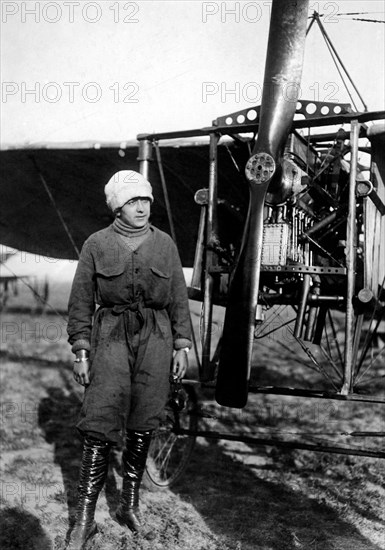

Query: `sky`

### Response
(1, 0, 384, 146)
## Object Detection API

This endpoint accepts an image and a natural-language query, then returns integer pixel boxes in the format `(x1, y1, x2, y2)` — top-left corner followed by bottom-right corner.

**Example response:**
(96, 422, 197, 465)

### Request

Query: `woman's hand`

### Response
(172, 349, 189, 380)
(73, 350, 90, 386)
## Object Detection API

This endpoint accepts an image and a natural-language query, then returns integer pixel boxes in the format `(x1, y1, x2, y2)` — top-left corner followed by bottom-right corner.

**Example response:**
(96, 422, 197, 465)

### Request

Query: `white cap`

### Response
(104, 170, 153, 212)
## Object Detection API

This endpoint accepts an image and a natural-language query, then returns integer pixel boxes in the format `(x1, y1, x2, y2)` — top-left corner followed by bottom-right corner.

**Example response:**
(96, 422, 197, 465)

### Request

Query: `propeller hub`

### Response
(245, 153, 276, 184)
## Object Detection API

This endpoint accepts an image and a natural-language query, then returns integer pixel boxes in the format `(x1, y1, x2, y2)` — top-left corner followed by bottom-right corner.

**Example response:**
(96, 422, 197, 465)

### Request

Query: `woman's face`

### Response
(119, 197, 151, 228)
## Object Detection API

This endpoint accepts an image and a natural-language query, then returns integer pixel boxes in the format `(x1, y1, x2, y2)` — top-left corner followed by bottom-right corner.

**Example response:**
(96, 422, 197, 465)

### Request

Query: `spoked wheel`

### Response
(252, 296, 385, 394)
(313, 302, 385, 393)
(143, 383, 198, 490)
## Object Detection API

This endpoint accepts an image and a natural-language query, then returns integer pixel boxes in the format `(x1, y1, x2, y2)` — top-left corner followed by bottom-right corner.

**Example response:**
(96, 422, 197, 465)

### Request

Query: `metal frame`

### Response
(136, 108, 385, 460)
(137, 110, 385, 143)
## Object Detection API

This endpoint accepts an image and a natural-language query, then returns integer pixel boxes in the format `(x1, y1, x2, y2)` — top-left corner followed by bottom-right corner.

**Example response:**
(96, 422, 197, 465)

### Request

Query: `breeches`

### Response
(76, 307, 173, 444)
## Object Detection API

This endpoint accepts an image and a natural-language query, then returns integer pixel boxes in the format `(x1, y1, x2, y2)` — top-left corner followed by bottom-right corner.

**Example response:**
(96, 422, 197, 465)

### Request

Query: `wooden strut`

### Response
(176, 428, 385, 460)
(139, 138, 204, 375)
(341, 120, 359, 394)
(138, 138, 152, 181)
(190, 380, 385, 404)
(201, 132, 220, 381)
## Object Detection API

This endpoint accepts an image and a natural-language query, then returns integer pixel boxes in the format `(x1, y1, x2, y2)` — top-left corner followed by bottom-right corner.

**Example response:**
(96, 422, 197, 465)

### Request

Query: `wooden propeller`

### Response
(215, 0, 310, 408)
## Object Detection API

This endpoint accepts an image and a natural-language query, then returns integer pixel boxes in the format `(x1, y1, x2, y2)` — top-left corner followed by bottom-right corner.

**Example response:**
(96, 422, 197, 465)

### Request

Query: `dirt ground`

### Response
(0, 310, 384, 550)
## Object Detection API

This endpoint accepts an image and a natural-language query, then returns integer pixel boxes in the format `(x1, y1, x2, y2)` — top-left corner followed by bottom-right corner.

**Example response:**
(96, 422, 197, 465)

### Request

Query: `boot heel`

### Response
(116, 505, 142, 533)
(116, 430, 152, 533)
(66, 521, 98, 550)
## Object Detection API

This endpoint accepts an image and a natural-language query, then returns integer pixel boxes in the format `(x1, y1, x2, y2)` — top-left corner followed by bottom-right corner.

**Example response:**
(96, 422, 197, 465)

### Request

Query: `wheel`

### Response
(308, 303, 385, 393)
(143, 383, 198, 490)
(250, 297, 384, 395)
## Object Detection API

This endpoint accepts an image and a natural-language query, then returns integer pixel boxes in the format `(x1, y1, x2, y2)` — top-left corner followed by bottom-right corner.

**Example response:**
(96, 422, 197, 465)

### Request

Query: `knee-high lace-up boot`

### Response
(66, 436, 111, 550)
(115, 430, 152, 533)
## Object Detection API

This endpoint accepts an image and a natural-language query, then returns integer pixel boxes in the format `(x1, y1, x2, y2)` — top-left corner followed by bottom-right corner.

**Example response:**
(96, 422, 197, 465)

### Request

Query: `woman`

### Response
(66, 170, 191, 549)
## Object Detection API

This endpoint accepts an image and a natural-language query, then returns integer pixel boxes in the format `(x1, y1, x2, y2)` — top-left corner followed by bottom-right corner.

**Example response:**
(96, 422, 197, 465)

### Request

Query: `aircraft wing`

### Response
(0, 140, 249, 264)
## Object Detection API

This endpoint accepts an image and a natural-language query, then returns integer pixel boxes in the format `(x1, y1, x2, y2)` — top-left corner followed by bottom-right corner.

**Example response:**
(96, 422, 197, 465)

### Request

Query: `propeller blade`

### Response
(216, 0, 309, 408)
(254, 0, 310, 158)
(215, 180, 269, 408)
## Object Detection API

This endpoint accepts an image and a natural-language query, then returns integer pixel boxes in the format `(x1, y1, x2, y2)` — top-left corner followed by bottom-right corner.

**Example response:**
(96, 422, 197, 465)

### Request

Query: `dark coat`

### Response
(67, 224, 191, 350)
(67, 225, 191, 442)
